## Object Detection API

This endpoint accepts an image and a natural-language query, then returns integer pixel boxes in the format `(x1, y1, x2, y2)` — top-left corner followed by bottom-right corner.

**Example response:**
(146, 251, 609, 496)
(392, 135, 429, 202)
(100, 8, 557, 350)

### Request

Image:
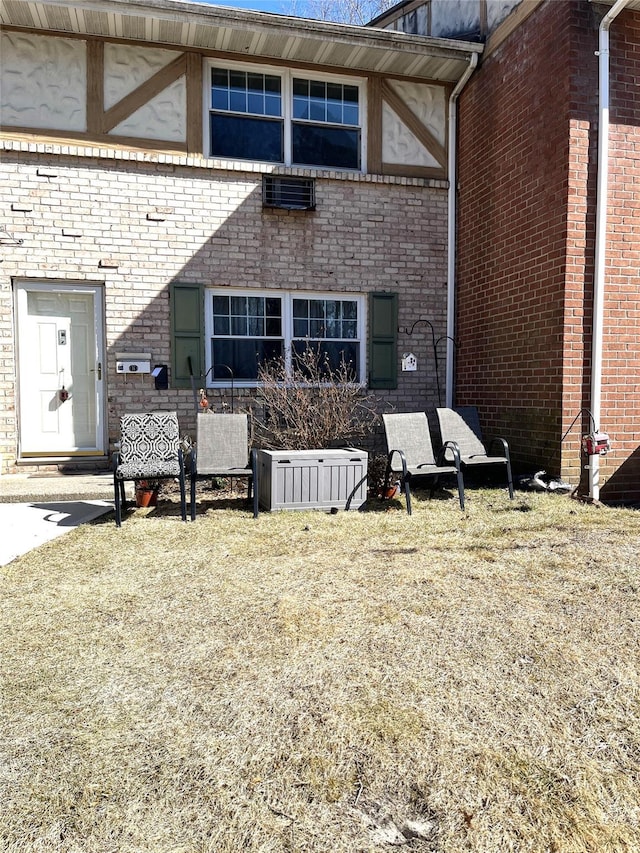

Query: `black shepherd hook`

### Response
(399, 319, 457, 407)
(213, 364, 236, 413)
(188, 360, 236, 413)
(204, 364, 235, 414)
(400, 318, 437, 345)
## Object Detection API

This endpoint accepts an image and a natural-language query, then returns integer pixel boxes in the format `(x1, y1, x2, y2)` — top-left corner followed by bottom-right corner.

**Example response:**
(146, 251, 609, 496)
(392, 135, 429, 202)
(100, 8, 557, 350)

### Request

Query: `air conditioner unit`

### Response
(262, 176, 316, 211)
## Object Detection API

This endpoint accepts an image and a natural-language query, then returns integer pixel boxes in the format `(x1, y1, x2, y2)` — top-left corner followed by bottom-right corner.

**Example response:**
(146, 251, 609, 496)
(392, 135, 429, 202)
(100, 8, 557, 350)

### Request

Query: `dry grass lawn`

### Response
(1, 486, 639, 852)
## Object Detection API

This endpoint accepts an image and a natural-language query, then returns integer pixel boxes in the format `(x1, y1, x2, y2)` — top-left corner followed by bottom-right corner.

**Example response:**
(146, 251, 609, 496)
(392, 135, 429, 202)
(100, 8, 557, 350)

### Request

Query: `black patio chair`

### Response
(113, 411, 187, 526)
(189, 413, 258, 519)
(436, 406, 514, 498)
(382, 412, 465, 515)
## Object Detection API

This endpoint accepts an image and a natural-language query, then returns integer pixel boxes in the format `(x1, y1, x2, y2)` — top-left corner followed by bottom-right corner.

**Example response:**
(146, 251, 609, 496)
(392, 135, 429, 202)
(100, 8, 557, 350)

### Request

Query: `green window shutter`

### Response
(170, 282, 204, 389)
(368, 291, 398, 389)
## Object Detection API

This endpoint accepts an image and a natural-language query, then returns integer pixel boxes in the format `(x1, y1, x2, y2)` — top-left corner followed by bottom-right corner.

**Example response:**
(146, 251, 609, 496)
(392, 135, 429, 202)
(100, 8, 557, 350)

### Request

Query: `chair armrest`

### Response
(487, 436, 510, 460)
(250, 448, 259, 518)
(437, 440, 461, 468)
(112, 450, 120, 470)
(386, 448, 408, 478)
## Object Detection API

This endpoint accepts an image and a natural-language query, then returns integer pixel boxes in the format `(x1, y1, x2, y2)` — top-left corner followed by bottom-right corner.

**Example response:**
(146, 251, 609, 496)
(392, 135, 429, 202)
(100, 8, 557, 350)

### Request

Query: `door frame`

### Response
(15, 279, 107, 459)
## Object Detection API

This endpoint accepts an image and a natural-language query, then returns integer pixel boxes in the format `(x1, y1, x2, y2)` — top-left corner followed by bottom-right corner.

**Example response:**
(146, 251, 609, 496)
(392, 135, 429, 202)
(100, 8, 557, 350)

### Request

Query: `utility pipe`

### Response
(446, 51, 478, 409)
(590, 0, 629, 499)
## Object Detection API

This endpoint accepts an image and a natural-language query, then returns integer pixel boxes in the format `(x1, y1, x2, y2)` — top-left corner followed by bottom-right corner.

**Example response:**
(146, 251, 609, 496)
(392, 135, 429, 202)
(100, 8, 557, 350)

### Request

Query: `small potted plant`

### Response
(135, 479, 160, 507)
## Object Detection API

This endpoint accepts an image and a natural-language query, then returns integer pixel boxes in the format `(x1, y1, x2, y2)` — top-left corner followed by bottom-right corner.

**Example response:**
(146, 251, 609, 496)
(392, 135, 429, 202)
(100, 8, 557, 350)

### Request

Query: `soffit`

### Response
(0, 0, 483, 83)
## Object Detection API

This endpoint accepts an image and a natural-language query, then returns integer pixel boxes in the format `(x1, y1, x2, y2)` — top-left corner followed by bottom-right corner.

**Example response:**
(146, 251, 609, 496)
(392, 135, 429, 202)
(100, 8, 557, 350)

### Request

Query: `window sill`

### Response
(204, 380, 368, 390)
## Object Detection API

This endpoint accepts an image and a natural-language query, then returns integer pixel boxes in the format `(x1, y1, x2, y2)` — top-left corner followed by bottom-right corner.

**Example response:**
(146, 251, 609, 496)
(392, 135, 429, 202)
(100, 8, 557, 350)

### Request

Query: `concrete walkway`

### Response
(0, 472, 124, 566)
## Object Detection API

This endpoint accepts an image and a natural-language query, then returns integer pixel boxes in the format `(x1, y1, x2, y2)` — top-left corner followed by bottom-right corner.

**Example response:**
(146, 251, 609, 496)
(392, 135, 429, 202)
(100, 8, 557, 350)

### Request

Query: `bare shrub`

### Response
(253, 344, 382, 450)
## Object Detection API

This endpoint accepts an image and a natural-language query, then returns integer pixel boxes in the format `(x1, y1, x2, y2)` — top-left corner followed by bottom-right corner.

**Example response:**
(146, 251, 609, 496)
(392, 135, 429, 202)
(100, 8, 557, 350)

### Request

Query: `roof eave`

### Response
(0, 0, 483, 83)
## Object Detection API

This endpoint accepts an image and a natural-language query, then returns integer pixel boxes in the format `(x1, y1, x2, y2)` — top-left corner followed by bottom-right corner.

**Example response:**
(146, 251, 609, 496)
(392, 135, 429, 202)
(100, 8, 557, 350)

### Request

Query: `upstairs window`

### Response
(292, 79, 360, 169)
(207, 62, 364, 171)
(210, 69, 283, 162)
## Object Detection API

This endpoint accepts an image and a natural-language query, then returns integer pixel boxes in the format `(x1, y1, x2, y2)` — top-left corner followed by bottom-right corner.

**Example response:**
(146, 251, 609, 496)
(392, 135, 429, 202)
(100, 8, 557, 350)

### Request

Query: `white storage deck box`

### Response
(256, 448, 368, 512)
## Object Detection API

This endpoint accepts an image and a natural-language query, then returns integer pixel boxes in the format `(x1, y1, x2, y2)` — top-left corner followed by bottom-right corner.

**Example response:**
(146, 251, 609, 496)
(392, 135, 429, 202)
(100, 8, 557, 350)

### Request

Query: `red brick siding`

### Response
(600, 9, 640, 501)
(457, 0, 575, 473)
(456, 0, 640, 502)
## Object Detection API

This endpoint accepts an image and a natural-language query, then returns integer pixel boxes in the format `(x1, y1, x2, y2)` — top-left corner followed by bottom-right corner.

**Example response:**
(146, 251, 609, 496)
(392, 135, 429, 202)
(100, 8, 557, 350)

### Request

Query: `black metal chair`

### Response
(189, 413, 258, 519)
(382, 412, 465, 515)
(113, 411, 187, 526)
(436, 406, 514, 498)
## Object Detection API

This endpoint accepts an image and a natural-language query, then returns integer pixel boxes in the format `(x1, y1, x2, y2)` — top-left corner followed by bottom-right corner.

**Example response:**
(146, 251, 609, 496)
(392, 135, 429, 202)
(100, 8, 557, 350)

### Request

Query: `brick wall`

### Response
(0, 144, 449, 473)
(456, 0, 640, 502)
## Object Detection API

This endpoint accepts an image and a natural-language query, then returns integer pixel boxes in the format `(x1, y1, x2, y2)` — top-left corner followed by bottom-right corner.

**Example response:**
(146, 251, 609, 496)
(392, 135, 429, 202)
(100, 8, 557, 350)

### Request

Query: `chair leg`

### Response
(505, 460, 514, 500)
(456, 468, 465, 511)
(247, 474, 259, 517)
(252, 475, 259, 518)
(179, 473, 187, 522)
(403, 476, 412, 516)
(190, 475, 196, 521)
(114, 476, 122, 527)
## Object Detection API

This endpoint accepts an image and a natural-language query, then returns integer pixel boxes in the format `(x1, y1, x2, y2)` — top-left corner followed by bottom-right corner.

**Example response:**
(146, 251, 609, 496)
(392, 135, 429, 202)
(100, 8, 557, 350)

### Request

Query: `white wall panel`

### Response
(104, 44, 180, 109)
(109, 78, 186, 142)
(0, 32, 86, 131)
(382, 103, 439, 168)
(382, 81, 445, 167)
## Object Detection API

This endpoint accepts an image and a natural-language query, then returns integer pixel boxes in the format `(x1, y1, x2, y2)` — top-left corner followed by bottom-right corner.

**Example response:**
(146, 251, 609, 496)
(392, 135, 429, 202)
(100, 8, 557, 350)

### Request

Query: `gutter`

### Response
(590, 0, 629, 500)
(445, 51, 478, 408)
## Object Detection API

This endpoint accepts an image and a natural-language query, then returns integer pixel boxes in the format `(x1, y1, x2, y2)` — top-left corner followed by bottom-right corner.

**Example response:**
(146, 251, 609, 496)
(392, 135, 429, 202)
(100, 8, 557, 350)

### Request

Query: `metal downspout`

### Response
(446, 52, 478, 408)
(590, 0, 629, 499)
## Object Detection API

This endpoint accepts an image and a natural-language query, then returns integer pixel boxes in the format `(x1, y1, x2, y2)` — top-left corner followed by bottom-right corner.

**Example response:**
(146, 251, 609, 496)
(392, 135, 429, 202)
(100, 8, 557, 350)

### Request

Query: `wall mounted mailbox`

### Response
(116, 352, 151, 374)
(152, 364, 169, 390)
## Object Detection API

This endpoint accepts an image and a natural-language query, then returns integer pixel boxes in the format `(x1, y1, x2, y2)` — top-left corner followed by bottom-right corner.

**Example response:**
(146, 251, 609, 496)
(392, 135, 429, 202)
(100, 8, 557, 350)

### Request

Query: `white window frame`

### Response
(204, 59, 367, 173)
(204, 288, 366, 387)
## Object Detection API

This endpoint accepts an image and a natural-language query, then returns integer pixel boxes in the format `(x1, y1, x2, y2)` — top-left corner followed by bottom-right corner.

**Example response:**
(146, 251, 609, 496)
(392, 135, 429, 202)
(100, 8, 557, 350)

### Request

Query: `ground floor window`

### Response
(205, 289, 365, 384)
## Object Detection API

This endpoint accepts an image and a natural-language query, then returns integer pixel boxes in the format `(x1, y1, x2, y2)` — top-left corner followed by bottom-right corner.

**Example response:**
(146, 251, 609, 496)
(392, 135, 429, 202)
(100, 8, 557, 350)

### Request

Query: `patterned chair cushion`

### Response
(115, 411, 181, 479)
(116, 459, 183, 480)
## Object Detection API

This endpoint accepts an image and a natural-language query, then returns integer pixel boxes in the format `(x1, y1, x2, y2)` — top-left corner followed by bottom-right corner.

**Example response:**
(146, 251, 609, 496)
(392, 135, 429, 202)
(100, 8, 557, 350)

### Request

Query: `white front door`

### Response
(16, 282, 106, 457)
